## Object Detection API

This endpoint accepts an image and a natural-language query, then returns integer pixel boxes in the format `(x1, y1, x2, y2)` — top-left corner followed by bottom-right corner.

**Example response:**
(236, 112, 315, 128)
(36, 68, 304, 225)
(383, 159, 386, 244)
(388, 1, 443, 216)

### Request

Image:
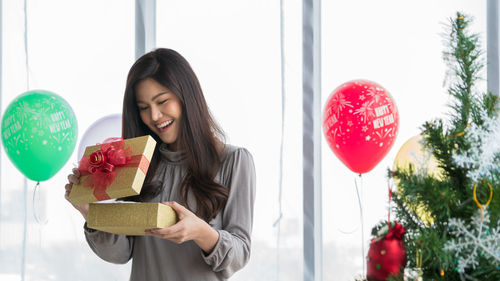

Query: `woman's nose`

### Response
(150, 106, 162, 121)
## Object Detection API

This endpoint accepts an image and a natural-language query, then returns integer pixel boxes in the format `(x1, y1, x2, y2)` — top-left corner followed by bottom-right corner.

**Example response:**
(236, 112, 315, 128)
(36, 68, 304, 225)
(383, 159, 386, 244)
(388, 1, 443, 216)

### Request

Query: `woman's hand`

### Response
(65, 168, 89, 220)
(146, 201, 220, 254)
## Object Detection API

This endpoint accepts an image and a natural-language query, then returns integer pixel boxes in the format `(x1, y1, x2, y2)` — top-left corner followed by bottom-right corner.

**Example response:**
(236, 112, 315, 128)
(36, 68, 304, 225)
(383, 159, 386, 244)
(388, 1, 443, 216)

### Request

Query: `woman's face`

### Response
(135, 78, 183, 151)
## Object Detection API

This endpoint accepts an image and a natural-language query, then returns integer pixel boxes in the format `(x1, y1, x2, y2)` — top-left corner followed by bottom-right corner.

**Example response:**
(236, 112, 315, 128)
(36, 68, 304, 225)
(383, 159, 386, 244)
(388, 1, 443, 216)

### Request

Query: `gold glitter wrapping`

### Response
(87, 203, 178, 236)
(68, 135, 156, 205)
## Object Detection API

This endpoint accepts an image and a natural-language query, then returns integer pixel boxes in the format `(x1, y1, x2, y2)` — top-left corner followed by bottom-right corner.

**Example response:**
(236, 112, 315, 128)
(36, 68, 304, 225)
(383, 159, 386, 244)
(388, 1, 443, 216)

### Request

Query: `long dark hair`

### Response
(122, 48, 228, 222)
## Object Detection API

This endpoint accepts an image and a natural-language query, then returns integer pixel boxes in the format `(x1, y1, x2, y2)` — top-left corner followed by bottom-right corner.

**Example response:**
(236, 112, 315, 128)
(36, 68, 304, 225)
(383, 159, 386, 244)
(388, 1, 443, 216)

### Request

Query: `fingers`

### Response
(146, 220, 186, 241)
(145, 202, 196, 243)
(68, 168, 81, 184)
(67, 174, 80, 185)
(64, 184, 71, 200)
(163, 201, 187, 220)
(72, 168, 81, 177)
(156, 222, 183, 235)
(163, 201, 187, 217)
(64, 182, 74, 199)
(146, 227, 187, 243)
(65, 168, 80, 201)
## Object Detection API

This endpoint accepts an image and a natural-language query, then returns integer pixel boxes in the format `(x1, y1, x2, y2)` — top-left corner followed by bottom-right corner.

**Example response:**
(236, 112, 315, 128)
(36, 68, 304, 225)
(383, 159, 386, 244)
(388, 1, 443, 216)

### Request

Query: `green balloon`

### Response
(1, 90, 78, 181)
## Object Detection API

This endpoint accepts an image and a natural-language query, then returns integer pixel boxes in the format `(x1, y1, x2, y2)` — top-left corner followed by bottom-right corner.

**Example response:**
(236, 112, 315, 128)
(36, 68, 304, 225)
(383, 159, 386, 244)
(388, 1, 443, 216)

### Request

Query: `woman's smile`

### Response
(156, 119, 174, 133)
(135, 78, 183, 150)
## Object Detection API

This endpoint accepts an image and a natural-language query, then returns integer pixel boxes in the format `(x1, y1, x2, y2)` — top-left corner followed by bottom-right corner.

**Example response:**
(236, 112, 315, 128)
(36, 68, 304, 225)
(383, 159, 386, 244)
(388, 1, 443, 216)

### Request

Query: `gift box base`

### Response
(87, 202, 177, 236)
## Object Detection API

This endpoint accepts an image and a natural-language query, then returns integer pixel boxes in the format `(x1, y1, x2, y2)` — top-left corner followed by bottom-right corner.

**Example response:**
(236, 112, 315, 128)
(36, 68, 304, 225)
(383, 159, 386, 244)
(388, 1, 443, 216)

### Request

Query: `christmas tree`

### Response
(385, 12, 500, 281)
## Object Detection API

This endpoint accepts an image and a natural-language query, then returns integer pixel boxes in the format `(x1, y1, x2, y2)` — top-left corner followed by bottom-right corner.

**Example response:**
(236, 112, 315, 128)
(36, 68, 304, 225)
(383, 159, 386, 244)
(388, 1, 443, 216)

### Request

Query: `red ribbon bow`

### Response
(78, 137, 133, 199)
(374, 221, 406, 242)
(385, 221, 406, 240)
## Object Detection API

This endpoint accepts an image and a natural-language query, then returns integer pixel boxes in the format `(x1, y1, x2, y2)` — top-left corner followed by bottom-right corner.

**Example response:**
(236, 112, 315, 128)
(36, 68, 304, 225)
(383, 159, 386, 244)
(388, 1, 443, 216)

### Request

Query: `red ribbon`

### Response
(385, 221, 405, 240)
(373, 221, 406, 242)
(78, 137, 149, 201)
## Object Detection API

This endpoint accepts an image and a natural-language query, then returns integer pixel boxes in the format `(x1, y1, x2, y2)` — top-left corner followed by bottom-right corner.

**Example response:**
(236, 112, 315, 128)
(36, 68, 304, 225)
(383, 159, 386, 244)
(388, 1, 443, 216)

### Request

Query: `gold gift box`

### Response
(87, 202, 178, 236)
(68, 135, 156, 205)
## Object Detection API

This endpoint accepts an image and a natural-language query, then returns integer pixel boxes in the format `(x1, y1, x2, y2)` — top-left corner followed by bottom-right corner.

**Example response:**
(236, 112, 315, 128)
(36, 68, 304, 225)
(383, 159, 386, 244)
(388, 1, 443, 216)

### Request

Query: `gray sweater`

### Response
(84, 144, 256, 280)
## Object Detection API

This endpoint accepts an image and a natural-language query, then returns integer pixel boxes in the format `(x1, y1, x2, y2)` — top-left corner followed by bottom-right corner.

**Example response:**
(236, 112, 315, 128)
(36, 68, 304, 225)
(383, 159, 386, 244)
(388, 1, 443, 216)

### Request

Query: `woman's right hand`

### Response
(65, 168, 89, 220)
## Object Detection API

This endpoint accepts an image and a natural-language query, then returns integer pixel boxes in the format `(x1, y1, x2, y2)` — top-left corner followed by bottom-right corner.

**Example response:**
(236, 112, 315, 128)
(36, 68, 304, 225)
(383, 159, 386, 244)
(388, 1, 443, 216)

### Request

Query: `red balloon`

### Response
(323, 80, 399, 174)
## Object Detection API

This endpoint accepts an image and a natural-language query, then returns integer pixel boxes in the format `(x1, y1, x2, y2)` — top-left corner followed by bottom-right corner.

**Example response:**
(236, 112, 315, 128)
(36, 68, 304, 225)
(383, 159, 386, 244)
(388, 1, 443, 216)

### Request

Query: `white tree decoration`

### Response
(444, 208, 500, 272)
(453, 110, 500, 182)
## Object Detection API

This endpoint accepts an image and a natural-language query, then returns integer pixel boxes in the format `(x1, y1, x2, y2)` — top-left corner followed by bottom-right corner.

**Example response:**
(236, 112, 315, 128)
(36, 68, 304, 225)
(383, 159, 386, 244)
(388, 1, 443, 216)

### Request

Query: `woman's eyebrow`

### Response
(136, 91, 170, 103)
(152, 91, 170, 100)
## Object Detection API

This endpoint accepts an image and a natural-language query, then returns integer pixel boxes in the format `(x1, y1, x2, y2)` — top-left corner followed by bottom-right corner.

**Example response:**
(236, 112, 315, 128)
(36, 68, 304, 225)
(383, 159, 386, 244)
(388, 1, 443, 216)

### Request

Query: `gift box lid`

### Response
(68, 135, 156, 205)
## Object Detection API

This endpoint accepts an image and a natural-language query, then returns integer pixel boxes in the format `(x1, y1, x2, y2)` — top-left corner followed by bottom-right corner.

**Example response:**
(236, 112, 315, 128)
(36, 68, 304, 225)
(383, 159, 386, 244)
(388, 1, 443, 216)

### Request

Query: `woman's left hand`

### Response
(146, 201, 219, 253)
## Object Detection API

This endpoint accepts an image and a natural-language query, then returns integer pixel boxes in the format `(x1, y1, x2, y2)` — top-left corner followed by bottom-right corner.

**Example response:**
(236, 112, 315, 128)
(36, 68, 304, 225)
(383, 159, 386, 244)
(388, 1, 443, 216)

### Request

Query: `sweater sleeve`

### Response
(202, 148, 256, 278)
(84, 222, 134, 264)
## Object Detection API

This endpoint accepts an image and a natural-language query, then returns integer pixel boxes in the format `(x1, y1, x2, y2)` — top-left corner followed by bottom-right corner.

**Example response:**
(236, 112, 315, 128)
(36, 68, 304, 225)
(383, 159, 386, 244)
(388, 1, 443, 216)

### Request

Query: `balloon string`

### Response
(24, 0, 30, 90)
(21, 1, 29, 279)
(32, 182, 47, 225)
(337, 225, 359, 235)
(21, 178, 28, 281)
(273, 1, 286, 280)
(354, 174, 365, 277)
(388, 179, 393, 224)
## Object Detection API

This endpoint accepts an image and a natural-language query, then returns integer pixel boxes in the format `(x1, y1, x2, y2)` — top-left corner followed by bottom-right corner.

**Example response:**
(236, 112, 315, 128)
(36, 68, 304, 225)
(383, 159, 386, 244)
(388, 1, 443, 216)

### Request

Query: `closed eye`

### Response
(158, 99, 168, 105)
(137, 105, 149, 111)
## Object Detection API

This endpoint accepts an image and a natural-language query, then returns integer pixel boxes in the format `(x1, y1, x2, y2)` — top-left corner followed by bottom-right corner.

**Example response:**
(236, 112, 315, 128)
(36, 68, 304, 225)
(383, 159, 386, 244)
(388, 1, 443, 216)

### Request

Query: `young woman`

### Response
(64, 48, 256, 280)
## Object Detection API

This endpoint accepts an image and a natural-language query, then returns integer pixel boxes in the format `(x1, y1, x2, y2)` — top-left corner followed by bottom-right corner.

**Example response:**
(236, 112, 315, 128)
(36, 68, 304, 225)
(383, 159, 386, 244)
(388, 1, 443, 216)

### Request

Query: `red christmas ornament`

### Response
(366, 221, 407, 281)
(323, 80, 399, 174)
